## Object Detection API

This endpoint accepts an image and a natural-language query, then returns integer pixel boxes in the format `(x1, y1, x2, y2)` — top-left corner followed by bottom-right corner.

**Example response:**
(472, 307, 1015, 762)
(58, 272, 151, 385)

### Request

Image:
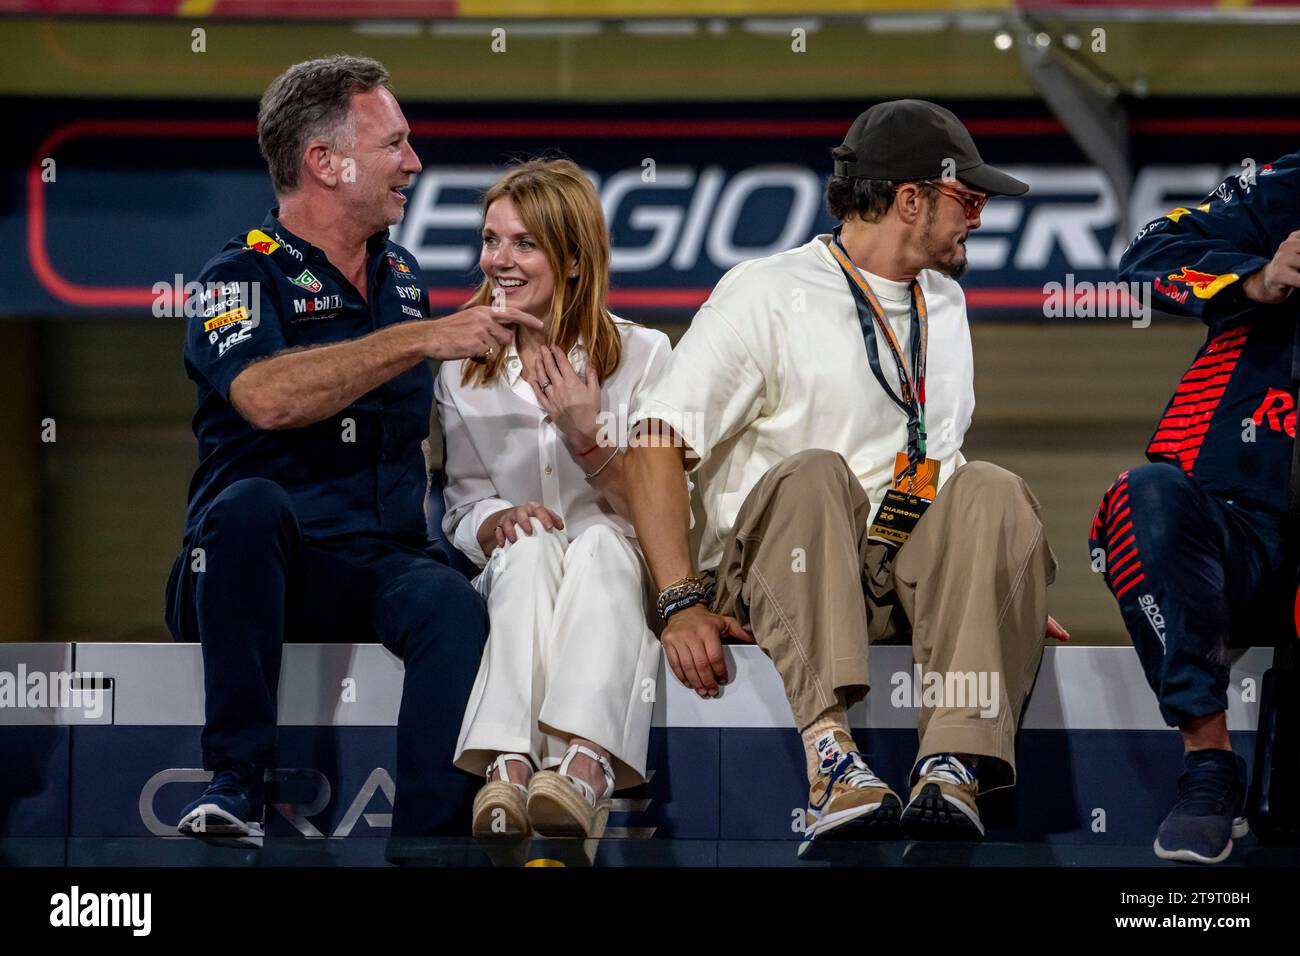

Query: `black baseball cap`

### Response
(833, 99, 1028, 197)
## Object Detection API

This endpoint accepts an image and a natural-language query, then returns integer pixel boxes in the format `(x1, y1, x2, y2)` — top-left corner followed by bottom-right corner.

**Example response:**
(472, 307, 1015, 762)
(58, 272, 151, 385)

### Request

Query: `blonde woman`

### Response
(435, 159, 670, 838)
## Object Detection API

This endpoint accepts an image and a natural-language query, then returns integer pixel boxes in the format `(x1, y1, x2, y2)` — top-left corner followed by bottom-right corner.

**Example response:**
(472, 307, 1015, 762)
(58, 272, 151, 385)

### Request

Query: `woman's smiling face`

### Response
(480, 196, 559, 320)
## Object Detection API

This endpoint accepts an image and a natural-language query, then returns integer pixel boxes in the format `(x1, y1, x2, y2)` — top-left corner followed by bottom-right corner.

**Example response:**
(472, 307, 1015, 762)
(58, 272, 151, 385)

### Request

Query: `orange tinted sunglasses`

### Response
(922, 180, 989, 219)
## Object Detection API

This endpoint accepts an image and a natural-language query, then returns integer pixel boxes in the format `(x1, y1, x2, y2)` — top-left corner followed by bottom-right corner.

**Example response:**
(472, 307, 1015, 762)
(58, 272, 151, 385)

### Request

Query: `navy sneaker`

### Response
(177, 762, 266, 848)
(1154, 749, 1248, 865)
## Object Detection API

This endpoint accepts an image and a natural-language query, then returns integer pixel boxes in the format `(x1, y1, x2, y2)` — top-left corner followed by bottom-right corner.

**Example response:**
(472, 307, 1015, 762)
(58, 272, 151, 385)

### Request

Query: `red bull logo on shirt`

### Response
(244, 229, 281, 256)
(1164, 204, 1211, 224)
(1167, 266, 1239, 299)
(1152, 275, 1189, 305)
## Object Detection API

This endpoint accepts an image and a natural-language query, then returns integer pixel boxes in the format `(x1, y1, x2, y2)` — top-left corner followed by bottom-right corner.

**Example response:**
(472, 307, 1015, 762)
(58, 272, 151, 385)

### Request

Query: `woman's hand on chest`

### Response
(524, 344, 603, 454)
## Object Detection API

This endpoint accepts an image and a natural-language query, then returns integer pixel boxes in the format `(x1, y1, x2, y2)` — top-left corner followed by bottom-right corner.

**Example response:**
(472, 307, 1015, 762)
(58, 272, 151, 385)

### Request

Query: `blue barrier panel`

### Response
(5, 643, 1275, 846)
(68, 725, 722, 841)
(0, 727, 70, 839)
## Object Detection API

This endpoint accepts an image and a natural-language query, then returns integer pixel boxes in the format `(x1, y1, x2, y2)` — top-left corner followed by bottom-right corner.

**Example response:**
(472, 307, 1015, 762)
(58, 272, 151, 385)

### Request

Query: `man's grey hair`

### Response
(258, 55, 391, 196)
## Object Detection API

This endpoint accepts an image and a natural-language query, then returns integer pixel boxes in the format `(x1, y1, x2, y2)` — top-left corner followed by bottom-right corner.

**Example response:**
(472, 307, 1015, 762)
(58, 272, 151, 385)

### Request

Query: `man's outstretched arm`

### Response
(231, 305, 541, 431)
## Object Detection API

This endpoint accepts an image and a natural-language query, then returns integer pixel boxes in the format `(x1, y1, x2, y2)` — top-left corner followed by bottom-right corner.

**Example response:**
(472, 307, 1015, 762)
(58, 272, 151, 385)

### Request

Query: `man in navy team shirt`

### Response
(165, 55, 541, 845)
(1094, 152, 1300, 863)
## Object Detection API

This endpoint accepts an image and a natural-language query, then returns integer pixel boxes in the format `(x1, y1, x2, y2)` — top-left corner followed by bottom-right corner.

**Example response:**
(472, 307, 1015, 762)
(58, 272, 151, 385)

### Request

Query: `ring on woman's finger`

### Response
(484, 346, 495, 360)
(540, 380, 551, 389)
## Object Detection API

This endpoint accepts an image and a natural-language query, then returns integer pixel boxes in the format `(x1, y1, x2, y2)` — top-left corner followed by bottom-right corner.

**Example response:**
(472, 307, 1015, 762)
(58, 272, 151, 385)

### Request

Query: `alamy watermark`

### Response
(890, 665, 1000, 719)
(1042, 275, 1151, 328)
(151, 274, 262, 323)
(600, 404, 705, 449)
(49, 886, 150, 936)
(0, 666, 106, 719)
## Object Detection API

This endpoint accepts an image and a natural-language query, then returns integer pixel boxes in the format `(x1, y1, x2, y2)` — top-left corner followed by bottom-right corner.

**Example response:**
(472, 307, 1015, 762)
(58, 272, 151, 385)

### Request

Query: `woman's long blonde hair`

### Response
(460, 158, 621, 387)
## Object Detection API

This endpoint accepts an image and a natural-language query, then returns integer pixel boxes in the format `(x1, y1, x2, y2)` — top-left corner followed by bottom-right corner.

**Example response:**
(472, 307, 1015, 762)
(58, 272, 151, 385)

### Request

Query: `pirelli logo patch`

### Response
(204, 307, 249, 332)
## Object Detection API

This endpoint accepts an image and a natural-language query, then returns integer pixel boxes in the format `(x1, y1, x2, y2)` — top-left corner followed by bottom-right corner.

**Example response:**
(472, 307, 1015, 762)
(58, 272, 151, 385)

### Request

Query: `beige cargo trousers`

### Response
(711, 449, 1057, 791)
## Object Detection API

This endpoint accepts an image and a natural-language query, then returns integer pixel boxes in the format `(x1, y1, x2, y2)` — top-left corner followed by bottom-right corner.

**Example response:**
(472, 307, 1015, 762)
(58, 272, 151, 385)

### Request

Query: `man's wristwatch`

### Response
(656, 573, 713, 623)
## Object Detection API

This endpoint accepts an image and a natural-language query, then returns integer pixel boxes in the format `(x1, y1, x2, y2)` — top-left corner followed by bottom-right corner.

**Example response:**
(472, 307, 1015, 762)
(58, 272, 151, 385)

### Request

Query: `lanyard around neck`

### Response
(828, 229, 929, 466)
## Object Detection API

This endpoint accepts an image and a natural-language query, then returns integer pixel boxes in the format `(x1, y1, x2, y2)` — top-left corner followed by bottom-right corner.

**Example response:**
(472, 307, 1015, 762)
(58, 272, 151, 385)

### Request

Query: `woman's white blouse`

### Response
(435, 319, 672, 569)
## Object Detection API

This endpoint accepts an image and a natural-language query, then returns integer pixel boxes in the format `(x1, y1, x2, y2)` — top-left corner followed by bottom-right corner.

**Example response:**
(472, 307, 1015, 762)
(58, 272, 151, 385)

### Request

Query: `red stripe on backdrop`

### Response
(26, 116, 1189, 311)
(408, 118, 1067, 139)
(30, 119, 1082, 310)
(28, 119, 256, 307)
(1134, 119, 1300, 136)
(0, 0, 458, 15)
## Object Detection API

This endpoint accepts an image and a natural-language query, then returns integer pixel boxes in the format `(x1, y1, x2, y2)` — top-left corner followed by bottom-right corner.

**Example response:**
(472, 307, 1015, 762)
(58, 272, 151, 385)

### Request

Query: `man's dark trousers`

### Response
(165, 476, 488, 836)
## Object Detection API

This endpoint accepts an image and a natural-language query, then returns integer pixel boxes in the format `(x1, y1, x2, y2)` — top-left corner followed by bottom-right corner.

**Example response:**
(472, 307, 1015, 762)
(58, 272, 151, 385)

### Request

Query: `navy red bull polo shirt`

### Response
(181, 209, 434, 543)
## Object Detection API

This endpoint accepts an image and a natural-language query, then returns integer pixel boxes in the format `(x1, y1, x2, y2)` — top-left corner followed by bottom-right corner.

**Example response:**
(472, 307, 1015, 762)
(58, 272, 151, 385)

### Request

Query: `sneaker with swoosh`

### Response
(797, 732, 901, 857)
